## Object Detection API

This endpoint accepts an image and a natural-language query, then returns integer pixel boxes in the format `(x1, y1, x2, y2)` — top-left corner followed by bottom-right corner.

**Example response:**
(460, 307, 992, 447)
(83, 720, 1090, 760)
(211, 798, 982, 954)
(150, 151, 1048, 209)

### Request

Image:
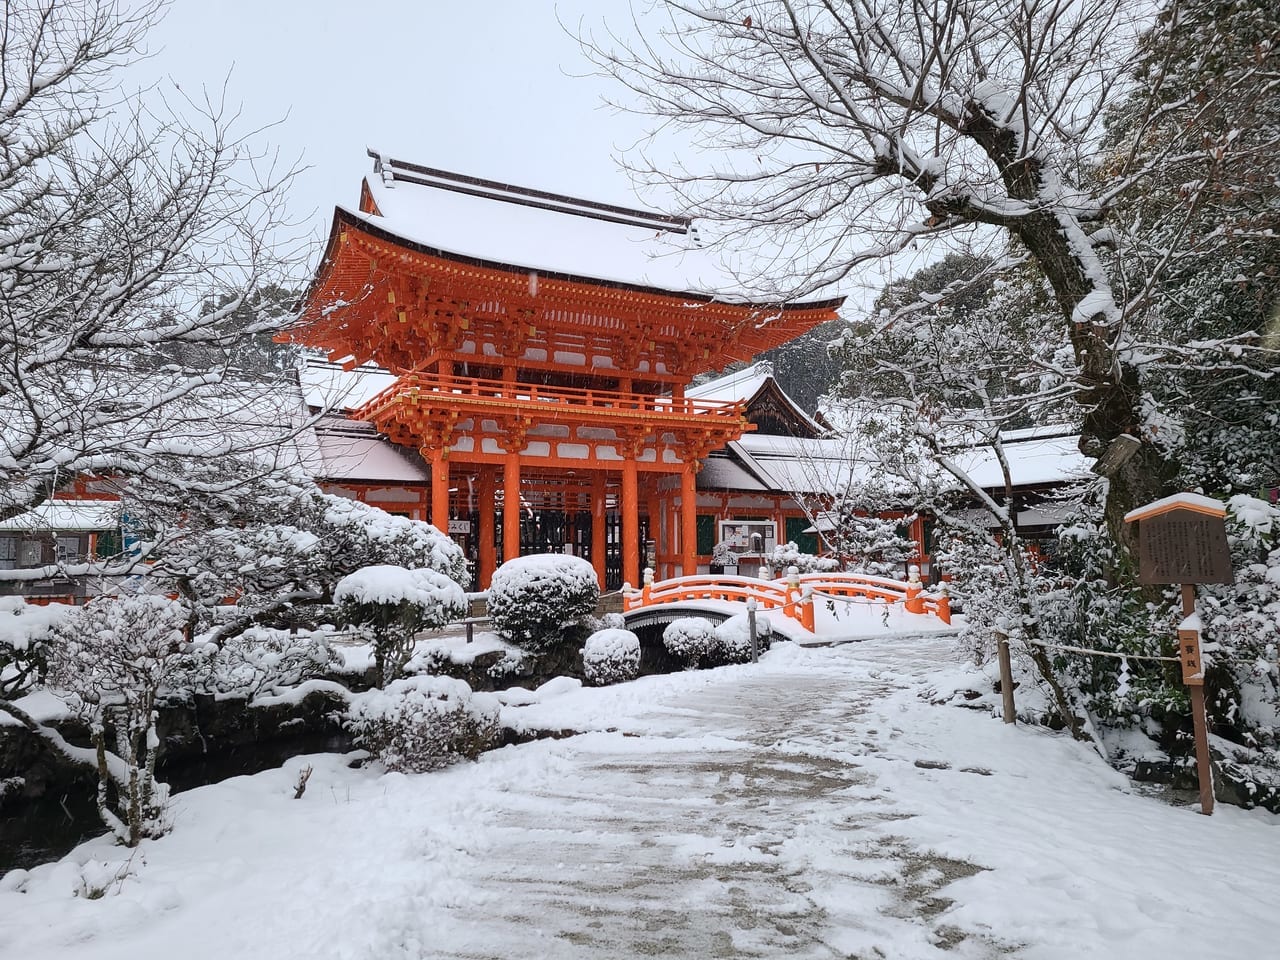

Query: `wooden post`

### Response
(936, 583, 951, 625)
(1125, 493, 1232, 817)
(621, 459, 639, 591)
(478, 468, 496, 589)
(904, 564, 924, 614)
(1182, 583, 1215, 816)
(680, 464, 698, 577)
(996, 630, 1016, 725)
(503, 453, 521, 562)
(429, 448, 450, 532)
(747, 597, 759, 663)
(590, 472, 608, 590)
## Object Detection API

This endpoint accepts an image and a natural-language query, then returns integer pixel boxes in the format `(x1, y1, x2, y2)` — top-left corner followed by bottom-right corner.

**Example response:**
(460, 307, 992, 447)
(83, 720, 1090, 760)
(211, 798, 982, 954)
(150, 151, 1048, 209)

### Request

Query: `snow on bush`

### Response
(487, 554, 599, 653)
(766, 542, 839, 575)
(317, 494, 468, 586)
(581, 628, 641, 686)
(713, 613, 773, 665)
(663, 617, 718, 668)
(47, 595, 190, 846)
(178, 627, 339, 699)
(0, 597, 73, 698)
(344, 675, 500, 773)
(593, 612, 626, 632)
(335, 565, 468, 686)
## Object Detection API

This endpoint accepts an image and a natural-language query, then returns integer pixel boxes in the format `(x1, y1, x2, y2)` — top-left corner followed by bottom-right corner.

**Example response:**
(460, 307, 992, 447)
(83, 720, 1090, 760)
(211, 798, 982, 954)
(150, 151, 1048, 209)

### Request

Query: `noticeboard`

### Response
(718, 519, 777, 558)
(1136, 508, 1232, 585)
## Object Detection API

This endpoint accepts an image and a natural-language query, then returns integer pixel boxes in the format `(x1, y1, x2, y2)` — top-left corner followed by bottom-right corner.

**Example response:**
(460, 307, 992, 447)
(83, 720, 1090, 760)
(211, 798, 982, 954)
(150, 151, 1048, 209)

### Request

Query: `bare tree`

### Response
(0, 0, 305, 525)
(585, 0, 1270, 554)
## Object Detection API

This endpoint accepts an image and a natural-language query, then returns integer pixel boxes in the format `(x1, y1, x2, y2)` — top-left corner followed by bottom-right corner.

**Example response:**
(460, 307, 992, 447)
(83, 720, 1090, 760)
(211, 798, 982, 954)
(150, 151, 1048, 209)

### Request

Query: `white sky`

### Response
(132, 0, 901, 314)
(137, 1, 651, 252)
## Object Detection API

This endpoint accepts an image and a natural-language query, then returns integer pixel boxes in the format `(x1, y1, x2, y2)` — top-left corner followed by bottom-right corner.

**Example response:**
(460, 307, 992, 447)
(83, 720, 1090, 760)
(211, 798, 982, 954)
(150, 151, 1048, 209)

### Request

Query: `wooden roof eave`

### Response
(326, 207, 844, 315)
(281, 208, 357, 342)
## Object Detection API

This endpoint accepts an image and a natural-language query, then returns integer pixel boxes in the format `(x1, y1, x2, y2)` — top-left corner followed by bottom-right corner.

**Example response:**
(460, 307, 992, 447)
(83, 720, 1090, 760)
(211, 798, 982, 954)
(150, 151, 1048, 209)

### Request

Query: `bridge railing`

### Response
(786, 572, 951, 625)
(623, 568, 951, 632)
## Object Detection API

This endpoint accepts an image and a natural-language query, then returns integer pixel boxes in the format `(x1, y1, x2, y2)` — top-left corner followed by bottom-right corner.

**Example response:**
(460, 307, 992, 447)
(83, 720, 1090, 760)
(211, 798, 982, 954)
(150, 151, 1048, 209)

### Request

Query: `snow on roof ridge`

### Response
(1123, 492, 1226, 523)
(686, 361, 773, 400)
(366, 150, 690, 235)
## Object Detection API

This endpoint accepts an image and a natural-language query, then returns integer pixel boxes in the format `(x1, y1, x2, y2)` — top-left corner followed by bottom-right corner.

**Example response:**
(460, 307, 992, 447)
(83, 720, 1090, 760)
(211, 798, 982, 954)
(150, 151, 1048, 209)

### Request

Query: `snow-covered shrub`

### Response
(766, 542, 839, 575)
(127, 473, 468, 648)
(933, 524, 1024, 665)
(829, 513, 918, 576)
(581, 628, 641, 685)
(47, 595, 190, 846)
(335, 564, 468, 687)
(178, 626, 339, 699)
(487, 554, 599, 653)
(710, 541, 737, 568)
(0, 597, 72, 698)
(344, 675, 500, 773)
(1196, 496, 1280, 771)
(313, 493, 468, 586)
(713, 613, 773, 665)
(592, 611, 626, 632)
(662, 617, 718, 668)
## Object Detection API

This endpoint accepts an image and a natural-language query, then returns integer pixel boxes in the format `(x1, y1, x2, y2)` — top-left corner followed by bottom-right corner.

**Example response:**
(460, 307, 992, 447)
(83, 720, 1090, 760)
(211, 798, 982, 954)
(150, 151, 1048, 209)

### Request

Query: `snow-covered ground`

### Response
(2, 635, 1276, 959)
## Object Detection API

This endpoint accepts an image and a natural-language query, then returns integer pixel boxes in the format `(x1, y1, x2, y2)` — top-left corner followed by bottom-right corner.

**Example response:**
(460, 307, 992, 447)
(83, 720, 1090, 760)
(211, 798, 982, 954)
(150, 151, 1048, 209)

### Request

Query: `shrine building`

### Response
(286, 155, 844, 590)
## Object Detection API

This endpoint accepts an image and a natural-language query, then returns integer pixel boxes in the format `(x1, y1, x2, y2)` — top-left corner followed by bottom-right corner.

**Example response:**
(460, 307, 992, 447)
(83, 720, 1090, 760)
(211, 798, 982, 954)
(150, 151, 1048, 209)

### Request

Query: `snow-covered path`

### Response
(427, 657, 937, 958)
(3, 637, 1277, 959)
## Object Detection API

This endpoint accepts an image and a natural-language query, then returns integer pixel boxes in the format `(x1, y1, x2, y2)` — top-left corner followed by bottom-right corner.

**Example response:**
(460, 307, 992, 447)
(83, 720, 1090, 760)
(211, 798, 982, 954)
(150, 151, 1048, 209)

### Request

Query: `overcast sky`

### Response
(140, 1, 652, 244)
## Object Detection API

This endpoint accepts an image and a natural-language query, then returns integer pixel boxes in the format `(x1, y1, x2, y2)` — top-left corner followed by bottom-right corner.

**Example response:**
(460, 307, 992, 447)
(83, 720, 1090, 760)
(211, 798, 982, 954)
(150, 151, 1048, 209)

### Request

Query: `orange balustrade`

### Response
(625, 573, 953, 628)
(355, 371, 749, 424)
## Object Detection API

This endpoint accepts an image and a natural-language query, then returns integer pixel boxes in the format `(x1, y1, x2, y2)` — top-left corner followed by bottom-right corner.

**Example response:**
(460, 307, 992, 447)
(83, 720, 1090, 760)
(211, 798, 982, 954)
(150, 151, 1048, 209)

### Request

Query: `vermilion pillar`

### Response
(591, 472, 607, 589)
(429, 449, 450, 532)
(503, 453, 521, 561)
(621, 459, 639, 588)
(681, 464, 698, 576)
(478, 467, 496, 587)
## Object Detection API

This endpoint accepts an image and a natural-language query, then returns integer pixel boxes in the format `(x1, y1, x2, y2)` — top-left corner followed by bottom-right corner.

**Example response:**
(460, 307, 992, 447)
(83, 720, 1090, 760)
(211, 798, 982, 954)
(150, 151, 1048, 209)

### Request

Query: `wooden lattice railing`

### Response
(622, 570, 951, 632)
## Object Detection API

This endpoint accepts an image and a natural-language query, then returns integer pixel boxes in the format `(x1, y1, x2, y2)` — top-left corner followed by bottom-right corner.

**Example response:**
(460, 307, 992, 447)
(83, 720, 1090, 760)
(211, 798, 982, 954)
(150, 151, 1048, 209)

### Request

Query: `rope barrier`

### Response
(810, 590, 898, 607)
(1024, 638, 1177, 663)
(1023, 638, 1271, 668)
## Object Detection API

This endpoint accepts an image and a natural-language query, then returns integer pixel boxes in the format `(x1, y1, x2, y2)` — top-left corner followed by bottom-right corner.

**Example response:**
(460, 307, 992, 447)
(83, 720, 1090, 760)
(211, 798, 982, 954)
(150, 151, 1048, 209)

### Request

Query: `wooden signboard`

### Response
(1124, 494, 1229, 815)
(1126, 495, 1232, 586)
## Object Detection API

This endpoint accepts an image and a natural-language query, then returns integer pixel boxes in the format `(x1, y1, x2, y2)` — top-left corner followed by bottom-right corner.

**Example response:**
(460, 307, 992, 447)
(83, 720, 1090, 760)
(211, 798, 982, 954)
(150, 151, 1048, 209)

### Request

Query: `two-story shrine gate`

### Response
(288, 156, 842, 589)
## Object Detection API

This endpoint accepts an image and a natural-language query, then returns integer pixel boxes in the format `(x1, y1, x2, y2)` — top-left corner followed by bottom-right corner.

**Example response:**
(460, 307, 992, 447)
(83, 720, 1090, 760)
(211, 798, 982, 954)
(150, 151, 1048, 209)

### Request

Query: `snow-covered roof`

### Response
(697, 453, 772, 492)
(950, 433, 1091, 490)
(687, 363, 776, 404)
(358, 155, 832, 303)
(300, 360, 399, 412)
(709, 429, 1091, 499)
(0, 500, 121, 532)
(1124, 492, 1226, 523)
(687, 361, 825, 437)
(728, 435, 868, 495)
(313, 425, 429, 484)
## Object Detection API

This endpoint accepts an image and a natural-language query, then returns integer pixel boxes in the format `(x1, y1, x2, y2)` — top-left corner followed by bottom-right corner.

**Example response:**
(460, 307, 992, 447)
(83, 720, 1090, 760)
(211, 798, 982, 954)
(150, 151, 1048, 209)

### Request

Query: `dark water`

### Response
(0, 731, 352, 873)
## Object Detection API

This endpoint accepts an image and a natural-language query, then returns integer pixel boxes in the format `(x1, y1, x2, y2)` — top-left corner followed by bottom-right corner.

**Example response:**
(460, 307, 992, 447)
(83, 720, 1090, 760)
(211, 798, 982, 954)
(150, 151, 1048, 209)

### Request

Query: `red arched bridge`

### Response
(621, 570, 952, 635)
